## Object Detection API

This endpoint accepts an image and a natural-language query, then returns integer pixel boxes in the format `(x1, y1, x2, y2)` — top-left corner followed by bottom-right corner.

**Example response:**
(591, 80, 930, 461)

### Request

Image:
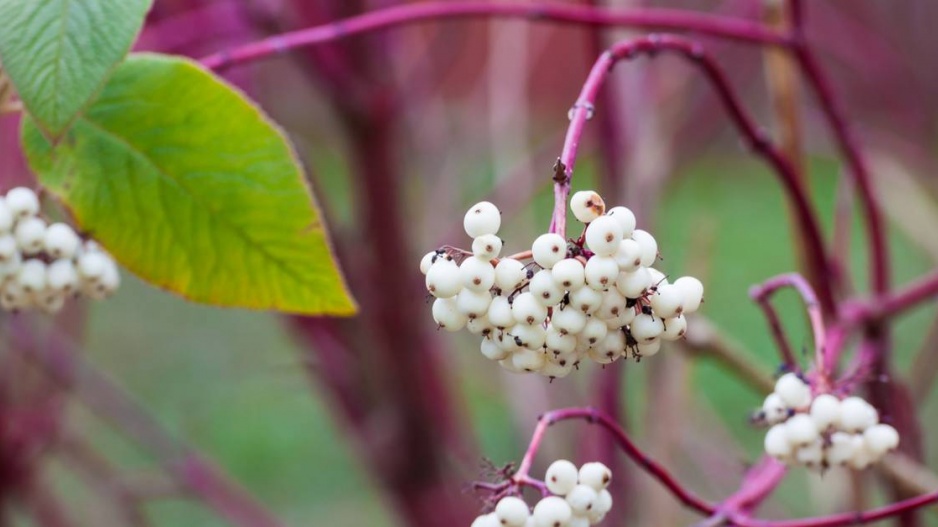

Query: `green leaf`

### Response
(23, 53, 357, 316)
(0, 0, 152, 135)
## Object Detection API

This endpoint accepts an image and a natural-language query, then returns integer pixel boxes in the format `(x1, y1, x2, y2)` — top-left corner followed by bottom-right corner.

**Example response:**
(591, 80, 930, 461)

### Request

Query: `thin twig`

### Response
(681, 316, 775, 394)
(200, 2, 790, 70)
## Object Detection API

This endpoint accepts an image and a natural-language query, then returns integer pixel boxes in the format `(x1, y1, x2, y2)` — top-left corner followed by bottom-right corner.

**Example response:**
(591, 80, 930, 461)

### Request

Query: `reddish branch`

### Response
(549, 35, 835, 315)
(843, 270, 938, 326)
(750, 273, 827, 379)
(200, 2, 789, 69)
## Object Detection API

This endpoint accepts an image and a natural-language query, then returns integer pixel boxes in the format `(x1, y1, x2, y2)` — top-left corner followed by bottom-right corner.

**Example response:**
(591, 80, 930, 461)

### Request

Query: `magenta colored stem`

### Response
(514, 407, 716, 515)
(550, 35, 834, 315)
(200, 2, 789, 70)
(750, 273, 828, 379)
(715, 457, 788, 517)
(734, 490, 938, 527)
(842, 270, 938, 325)
(789, 1, 889, 297)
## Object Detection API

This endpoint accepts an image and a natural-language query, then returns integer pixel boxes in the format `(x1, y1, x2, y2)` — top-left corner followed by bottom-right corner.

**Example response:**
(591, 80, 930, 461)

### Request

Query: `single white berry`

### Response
(532, 233, 567, 269)
(546, 325, 577, 354)
(863, 424, 899, 456)
(529, 269, 564, 306)
(14, 217, 46, 254)
(774, 373, 811, 409)
(43, 223, 81, 259)
(605, 206, 636, 238)
(512, 292, 548, 325)
(590, 489, 613, 521)
(511, 323, 547, 350)
(581, 317, 608, 346)
(472, 234, 502, 260)
(551, 258, 585, 290)
(89, 259, 120, 298)
(597, 289, 627, 321)
(584, 256, 618, 290)
(578, 462, 611, 491)
(456, 288, 492, 319)
(761, 393, 788, 424)
(838, 396, 878, 432)
(425, 257, 461, 298)
(809, 394, 841, 431)
(764, 424, 792, 460)
(784, 413, 819, 446)
(848, 435, 874, 470)
(649, 283, 684, 318)
(480, 337, 509, 361)
(567, 515, 590, 527)
(5, 187, 39, 219)
(419, 251, 438, 275)
(460, 256, 496, 292)
(673, 276, 704, 313)
(796, 438, 824, 468)
(629, 314, 664, 342)
(585, 216, 623, 257)
(496, 329, 522, 352)
(37, 290, 66, 314)
(471, 512, 501, 527)
(826, 432, 857, 465)
(467, 316, 494, 336)
(495, 496, 530, 527)
(17, 258, 47, 293)
(47, 259, 79, 293)
(660, 315, 687, 341)
(512, 347, 547, 372)
(0, 199, 12, 233)
(532, 496, 572, 527)
(589, 339, 621, 364)
(0, 280, 28, 311)
(0, 235, 17, 262)
(463, 201, 501, 237)
(495, 258, 528, 291)
(499, 356, 524, 374)
(0, 251, 21, 280)
(636, 338, 661, 357)
(566, 484, 598, 516)
(432, 297, 466, 331)
(630, 229, 658, 267)
(487, 295, 515, 328)
(551, 307, 587, 335)
(615, 268, 651, 299)
(612, 239, 642, 272)
(647, 267, 668, 287)
(569, 286, 602, 314)
(570, 191, 605, 223)
(542, 358, 574, 379)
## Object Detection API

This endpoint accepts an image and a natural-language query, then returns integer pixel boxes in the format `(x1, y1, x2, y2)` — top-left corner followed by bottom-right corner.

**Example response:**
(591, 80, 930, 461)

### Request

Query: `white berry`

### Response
(570, 191, 605, 223)
(529, 269, 564, 306)
(460, 256, 496, 292)
(569, 286, 602, 315)
(487, 296, 515, 328)
(764, 424, 792, 460)
(0, 199, 12, 233)
(649, 283, 684, 318)
(532, 233, 567, 269)
(565, 484, 597, 516)
(629, 314, 664, 342)
(630, 229, 658, 267)
(839, 396, 878, 432)
(585, 216, 623, 257)
(532, 496, 572, 527)
(464, 201, 501, 237)
(605, 206, 636, 238)
(495, 258, 527, 291)
(512, 292, 548, 325)
(47, 259, 79, 293)
(14, 216, 46, 254)
(480, 337, 509, 361)
(17, 258, 47, 293)
(774, 373, 811, 409)
(456, 288, 492, 319)
(784, 413, 819, 446)
(615, 268, 651, 298)
(425, 257, 461, 298)
(673, 276, 704, 313)
(496, 496, 530, 527)
(612, 239, 642, 272)
(551, 258, 585, 290)
(472, 234, 502, 260)
(661, 315, 687, 341)
(43, 223, 81, 259)
(809, 394, 841, 431)
(761, 393, 788, 424)
(471, 513, 501, 527)
(578, 462, 611, 491)
(419, 251, 438, 275)
(6, 187, 39, 218)
(545, 459, 578, 495)
(584, 256, 618, 290)
(432, 297, 466, 331)
(863, 424, 899, 456)
(551, 307, 587, 335)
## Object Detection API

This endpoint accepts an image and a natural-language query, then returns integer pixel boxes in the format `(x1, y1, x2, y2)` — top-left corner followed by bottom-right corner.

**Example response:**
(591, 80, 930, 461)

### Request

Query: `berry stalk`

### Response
(200, 2, 789, 70)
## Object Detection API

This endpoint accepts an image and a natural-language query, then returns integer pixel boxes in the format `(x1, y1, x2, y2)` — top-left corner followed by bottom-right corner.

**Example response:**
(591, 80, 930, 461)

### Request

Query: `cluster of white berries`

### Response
(472, 461, 613, 527)
(0, 187, 120, 313)
(760, 373, 899, 470)
(420, 191, 704, 378)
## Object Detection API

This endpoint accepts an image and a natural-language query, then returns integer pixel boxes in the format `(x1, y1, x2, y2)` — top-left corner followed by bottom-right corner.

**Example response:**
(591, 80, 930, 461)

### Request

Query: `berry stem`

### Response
(750, 273, 827, 382)
(200, 2, 789, 70)
(550, 35, 835, 316)
(512, 407, 716, 515)
(731, 489, 938, 527)
(841, 270, 938, 326)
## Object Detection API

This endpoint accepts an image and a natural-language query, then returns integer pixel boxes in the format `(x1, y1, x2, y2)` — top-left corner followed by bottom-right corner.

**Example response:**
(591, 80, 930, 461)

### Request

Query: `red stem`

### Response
(200, 2, 789, 70)
(733, 490, 938, 527)
(842, 270, 938, 326)
(549, 35, 835, 315)
(514, 407, 716, 516)
(750, 273, 828, 381)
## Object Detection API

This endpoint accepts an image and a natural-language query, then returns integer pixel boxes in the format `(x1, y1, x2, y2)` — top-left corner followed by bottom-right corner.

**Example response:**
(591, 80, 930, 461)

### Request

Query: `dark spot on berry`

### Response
(473, 278, 481, 285)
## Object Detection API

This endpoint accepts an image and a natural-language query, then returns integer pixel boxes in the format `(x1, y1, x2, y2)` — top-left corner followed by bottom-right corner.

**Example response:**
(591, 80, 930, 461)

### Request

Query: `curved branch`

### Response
(733, 490, 938, 527)
(515, 407, 716, 516)
(200, 2, 789, 70)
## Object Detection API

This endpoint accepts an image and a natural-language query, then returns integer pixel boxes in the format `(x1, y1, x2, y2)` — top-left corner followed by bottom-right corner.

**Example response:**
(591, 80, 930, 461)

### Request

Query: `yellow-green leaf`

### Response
(23, 53, 357, 316)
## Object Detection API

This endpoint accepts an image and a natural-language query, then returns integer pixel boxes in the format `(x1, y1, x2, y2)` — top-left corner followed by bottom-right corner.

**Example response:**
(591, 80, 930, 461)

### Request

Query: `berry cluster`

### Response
(760, 373, 899, 470)
(473, 461, 614, 527)
(420, 191, 704, 378)
(0, 187, 120, 313)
